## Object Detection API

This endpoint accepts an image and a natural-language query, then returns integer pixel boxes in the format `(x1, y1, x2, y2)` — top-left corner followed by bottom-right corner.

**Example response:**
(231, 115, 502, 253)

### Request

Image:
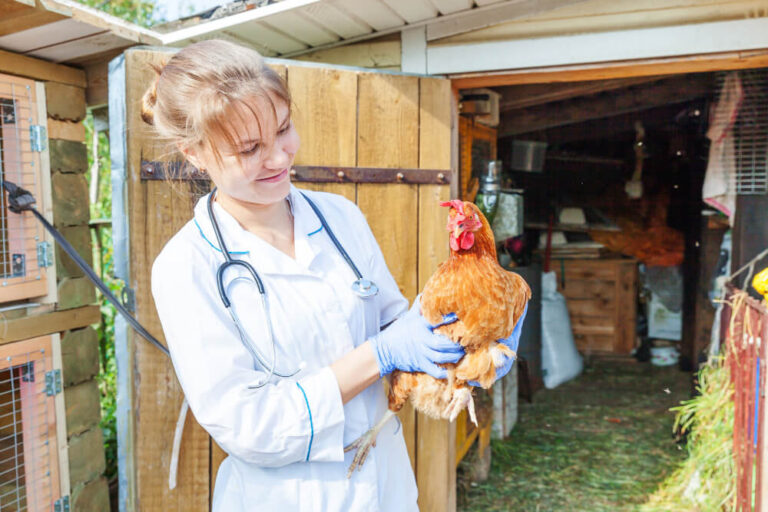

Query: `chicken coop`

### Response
(0, 3, 122, 509)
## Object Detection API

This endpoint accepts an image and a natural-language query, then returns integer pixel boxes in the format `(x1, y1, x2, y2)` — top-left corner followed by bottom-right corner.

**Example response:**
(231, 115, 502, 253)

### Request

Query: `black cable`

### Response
(2, 181, 170, 358)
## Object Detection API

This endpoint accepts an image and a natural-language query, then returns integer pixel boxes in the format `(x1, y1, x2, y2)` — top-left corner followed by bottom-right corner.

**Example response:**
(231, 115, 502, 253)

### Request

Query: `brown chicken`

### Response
(346, 199, 531, 476)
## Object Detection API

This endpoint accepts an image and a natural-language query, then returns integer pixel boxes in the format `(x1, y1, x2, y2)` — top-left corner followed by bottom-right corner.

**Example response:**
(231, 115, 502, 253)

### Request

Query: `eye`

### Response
(240, 144, 261, 156)
(277, 121, 291, 135)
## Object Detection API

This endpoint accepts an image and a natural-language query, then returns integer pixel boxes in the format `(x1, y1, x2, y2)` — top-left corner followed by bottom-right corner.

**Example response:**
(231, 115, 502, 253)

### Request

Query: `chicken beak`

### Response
(453, 224, 465, 238)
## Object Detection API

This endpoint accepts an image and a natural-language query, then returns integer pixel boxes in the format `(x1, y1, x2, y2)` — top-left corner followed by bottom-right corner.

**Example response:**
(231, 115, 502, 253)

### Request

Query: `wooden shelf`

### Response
(525, 222, 621, 232)
(0, 305, 100, 345)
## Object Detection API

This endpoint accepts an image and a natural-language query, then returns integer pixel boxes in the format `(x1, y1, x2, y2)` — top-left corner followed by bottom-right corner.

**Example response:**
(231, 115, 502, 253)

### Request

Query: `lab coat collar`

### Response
(192, 185, 325, 276)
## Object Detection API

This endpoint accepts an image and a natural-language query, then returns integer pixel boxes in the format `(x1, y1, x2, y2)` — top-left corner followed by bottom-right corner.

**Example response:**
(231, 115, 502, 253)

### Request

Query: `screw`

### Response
(437, 173, 445, 182)
(396, 172, 404, 182)
(337, 171, 345, 179)
(289, 169, 297, 177)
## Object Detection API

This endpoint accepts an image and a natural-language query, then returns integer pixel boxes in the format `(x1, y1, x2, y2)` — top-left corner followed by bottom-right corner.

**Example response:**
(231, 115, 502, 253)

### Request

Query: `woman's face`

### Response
(187, 95, 300, 206)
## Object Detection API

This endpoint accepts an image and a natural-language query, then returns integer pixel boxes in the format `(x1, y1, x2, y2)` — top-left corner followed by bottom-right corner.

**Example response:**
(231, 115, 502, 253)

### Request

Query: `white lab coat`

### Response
(151, 185, 418, 511)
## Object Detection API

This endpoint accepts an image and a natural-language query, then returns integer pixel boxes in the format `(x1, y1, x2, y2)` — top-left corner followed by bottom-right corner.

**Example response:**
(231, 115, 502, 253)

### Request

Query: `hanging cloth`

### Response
(704, 72, 743, 224)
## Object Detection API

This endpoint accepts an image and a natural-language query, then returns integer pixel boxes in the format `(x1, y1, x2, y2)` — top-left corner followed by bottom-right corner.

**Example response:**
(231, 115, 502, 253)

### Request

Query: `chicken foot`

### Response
(444, 387, 477, 426)
(344, 409, 397, 478)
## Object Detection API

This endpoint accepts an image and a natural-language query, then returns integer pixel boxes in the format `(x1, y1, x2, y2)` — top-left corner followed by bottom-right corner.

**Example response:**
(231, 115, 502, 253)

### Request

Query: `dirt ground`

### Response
(458, 357, 691, 512)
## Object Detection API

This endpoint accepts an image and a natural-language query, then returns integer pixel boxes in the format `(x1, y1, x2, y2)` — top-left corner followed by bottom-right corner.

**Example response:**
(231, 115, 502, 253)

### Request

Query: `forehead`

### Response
(218, 95, 289, 144)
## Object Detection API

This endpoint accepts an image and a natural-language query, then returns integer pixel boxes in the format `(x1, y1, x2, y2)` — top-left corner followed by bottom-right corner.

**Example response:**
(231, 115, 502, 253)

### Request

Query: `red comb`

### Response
(440, 200, 464, 210)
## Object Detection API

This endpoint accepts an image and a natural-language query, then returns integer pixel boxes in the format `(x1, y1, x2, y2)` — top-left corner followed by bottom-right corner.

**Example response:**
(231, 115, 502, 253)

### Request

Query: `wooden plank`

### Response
(557, 280, 615, 301)
(497, 76, 664, 111)
(419, 77, 452, 171)
(0, 47, 85, 87)
(416, 73, 454, 512)
(615, 260, 637, 354)
(357, 72, 419, 168)
(565, 298, 614, 318)
(124, 48, 209, 511)
(552, 260, 618, 281)
(450, 49, 768, 89)
(499, 74, 712, 137)
(0, 305, 99, 344)
(0, 8, 63, 37)
(288, 65, 357, 167)
(573, 333, 615, 353)
(48, 119, 86, 141)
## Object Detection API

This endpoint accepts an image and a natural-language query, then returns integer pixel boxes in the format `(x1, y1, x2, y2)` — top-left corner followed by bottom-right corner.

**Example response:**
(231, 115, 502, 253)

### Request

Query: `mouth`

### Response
(257, 168, 289, 183)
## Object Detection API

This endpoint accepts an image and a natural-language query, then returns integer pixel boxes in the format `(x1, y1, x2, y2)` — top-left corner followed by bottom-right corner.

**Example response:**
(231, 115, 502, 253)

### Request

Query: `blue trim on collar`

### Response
(307, 225, 323, 237)
(194, 219, 249, 255)
(296, 382, 314, 461)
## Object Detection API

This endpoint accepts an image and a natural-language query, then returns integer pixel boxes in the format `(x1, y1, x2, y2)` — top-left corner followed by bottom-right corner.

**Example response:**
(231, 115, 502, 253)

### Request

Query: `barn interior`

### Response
(455, 70, 757, 508)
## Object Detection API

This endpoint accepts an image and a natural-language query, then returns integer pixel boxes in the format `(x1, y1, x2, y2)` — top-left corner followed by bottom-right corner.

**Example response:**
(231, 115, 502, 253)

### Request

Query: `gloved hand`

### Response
(478, 302, 528, 385)
(370, 296, 465, 379)
(430, 303, 529, 387)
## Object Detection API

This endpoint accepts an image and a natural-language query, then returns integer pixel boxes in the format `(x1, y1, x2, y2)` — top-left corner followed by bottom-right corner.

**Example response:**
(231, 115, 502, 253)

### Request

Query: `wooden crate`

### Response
(552, 258, 638, 354)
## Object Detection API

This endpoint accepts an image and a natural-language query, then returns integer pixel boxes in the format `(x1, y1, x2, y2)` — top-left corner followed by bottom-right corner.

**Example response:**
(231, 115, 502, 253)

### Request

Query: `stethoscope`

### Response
(206, 187, 379, 387)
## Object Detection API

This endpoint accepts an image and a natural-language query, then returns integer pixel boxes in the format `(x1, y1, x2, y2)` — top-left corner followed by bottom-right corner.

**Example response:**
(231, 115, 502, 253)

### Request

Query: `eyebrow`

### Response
(237, 114, 291, 147)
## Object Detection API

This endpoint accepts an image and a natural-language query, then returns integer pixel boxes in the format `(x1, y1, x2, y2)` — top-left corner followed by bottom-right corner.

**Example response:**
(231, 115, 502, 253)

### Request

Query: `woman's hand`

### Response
(429, 303, 529, 386)
(369, 296, 465, 379)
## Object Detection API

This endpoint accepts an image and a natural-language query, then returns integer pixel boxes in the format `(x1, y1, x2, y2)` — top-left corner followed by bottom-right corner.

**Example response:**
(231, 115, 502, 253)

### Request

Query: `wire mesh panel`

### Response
(715, 70, 768, 195)
(0, 336, 60, 511)
(0, 74, 48, 303)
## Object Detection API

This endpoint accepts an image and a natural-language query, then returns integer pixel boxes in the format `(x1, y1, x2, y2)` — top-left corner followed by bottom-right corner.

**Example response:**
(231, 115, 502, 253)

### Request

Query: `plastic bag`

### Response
(541, 271, 583, 389)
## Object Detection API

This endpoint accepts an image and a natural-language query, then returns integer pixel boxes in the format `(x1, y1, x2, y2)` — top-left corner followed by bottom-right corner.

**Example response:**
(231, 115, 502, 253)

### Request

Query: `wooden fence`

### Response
(723, 285, 768, 511)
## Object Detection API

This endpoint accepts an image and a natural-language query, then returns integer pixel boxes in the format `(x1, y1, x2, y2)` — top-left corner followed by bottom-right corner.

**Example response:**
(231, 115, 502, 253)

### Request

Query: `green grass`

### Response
(458, 359, 691, 512)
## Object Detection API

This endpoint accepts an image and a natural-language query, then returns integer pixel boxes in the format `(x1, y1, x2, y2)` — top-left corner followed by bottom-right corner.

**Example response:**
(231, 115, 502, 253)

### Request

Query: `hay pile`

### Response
(641, 358, 735, 511)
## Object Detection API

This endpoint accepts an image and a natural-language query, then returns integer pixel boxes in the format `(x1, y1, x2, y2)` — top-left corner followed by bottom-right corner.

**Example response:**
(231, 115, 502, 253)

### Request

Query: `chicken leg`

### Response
(344, 409, 397, 478)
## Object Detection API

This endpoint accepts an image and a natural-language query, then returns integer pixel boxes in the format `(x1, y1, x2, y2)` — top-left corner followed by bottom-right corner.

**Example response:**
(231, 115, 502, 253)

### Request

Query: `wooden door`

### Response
(114, 48, 455, 511)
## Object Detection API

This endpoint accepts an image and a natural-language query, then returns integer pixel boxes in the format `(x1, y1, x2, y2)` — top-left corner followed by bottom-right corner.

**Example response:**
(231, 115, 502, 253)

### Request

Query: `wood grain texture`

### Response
(357, 73, 419, 168)
(48, 119, 86, 142)
(288, 65, 357, 167)
(416, 73, 454, 512)
(0, 48, 85, 86)
(125, 49, 209, 511)
(0, 305, 99, 345)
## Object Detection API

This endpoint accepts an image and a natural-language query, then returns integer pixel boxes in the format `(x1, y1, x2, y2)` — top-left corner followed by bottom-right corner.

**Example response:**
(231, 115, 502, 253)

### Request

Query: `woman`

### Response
(145, 40, 464, 511)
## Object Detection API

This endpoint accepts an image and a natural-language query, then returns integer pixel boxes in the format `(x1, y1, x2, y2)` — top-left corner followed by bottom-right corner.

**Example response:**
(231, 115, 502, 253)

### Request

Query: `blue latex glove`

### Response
(429, 303, 529, 387)
(370, 296, 465, 379)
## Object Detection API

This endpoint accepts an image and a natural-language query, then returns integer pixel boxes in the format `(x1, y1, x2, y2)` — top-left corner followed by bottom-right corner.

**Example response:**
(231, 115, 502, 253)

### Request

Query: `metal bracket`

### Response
(21, 361, 34, 382)
(54, 495, 70, 512)
(11, 254, 25, 277)
(30, 125, 47, 152)
(37, 241, 53, 267)
(121, 286, 135, 313)
(45, 369, 62, 396)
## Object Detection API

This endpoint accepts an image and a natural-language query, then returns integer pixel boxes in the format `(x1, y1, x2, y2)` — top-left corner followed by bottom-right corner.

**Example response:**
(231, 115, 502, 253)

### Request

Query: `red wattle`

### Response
(459, 232, 474, 250)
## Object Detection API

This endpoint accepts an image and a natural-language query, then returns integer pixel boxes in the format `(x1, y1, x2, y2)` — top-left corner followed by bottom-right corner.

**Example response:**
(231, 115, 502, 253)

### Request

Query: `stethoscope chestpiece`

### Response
(352, 278, 378, 299)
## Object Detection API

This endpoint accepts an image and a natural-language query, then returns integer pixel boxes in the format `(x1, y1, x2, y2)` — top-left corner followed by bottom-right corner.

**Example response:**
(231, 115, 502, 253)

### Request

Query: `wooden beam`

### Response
(426, 0, 591, 41)
(451, 49, 768, 89)
(510, 103, 700, 143)
(498, 75, 712, 137)
(401, 25, 426, 73)
(0, 305, 100, 345)
(496, 76, 665, 111)
(0, 5, 64, 37)
(0, 47, 85, 86)
(429, 17, 768, 75)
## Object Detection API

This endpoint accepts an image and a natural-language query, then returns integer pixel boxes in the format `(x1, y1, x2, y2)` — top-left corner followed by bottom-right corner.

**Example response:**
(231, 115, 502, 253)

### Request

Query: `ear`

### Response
(177, 142, 205, 171)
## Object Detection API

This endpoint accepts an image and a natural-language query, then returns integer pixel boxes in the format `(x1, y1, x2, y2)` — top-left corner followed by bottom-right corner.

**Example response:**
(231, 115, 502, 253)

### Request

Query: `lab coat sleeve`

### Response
(346, 203, 409, 327)
(151, 245, 345, 467)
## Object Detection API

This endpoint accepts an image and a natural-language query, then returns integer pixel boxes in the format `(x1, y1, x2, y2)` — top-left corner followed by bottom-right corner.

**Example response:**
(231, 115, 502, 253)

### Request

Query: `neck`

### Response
(215, 190, 291, 231)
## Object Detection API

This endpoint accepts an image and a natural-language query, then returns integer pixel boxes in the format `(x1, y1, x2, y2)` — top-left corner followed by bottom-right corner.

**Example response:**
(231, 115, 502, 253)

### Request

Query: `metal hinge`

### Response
(30, 125, 46, 152)
(54, 495, 70, 512)
(37, 241, 53, 267)
(45, 369, 62, 396)
(121, 286, 135, 313)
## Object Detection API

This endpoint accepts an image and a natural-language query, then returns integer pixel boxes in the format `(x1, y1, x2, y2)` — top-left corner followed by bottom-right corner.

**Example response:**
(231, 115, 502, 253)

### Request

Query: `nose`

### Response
(264, 138, 293, 170)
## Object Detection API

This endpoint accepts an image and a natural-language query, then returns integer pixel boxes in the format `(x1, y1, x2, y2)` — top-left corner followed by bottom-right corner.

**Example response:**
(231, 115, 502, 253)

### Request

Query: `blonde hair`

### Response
(141, 39, 291, 167)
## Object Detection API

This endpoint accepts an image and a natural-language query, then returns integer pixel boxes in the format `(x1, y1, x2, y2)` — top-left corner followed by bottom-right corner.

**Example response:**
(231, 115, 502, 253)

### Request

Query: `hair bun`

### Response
(141, 77, 159, 125)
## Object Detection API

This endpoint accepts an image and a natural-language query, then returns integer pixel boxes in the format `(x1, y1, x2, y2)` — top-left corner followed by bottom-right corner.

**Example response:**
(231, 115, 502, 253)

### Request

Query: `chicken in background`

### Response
(345, 199, 531, 476)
